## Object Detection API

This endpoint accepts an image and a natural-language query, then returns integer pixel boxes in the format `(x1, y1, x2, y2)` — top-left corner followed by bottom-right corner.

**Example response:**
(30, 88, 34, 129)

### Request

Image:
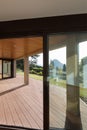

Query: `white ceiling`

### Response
(0, 0, 87, 21)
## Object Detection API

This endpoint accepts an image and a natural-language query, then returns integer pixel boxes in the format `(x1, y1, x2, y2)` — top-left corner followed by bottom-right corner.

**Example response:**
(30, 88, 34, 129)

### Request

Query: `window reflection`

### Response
(0, 60, 2, 79)
(3, 60, 11, 78)
(49, 33, 87, 130)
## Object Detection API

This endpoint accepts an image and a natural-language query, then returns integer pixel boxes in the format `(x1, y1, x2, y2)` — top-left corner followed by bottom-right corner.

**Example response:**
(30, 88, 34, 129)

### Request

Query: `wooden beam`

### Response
(0, 14, 87, 38)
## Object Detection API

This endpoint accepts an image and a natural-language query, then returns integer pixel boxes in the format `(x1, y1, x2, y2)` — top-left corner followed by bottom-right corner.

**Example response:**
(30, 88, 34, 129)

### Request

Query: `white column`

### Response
(66, 36, 80, 116)
(24, 56, 29, 85)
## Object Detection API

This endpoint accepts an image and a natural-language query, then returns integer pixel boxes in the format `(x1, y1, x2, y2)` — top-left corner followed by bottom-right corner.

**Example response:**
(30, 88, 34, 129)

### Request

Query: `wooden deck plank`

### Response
(13, 91, 43, 129)
(9, 94, 31, 128)
(0, 75, 24, 93)
(0, 75, 87, 130)
(0, 97, 6, 125)
(5, 93, 23, 127)
(18, 89, 43, 115)
(0, 75, 43, 129)
(2, 95, 14, 125)
(12, 92, 40, 129)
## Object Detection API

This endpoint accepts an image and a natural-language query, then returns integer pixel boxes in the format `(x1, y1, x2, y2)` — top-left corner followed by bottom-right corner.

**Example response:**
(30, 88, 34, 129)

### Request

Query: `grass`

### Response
(16, 70, 43, 80)
(16, 70, 87, 98)
(16, 69, 24, 75)
(29, 74, 43, 80)
(29, 74, 66, 87)
(80, 87, 87, 98)
(49, 78, 66, 88)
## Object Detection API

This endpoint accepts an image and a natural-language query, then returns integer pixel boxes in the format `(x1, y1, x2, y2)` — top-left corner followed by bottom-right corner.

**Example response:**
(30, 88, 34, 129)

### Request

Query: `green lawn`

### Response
(29, 74, 87, 99)
(16, 70, 43, 80)
(29, 74, 43, 80)
(16, 69, 24, 75)
(80, 87, 87, 98)
(49, 78, 66, 88)
(16, 71, 87, 98)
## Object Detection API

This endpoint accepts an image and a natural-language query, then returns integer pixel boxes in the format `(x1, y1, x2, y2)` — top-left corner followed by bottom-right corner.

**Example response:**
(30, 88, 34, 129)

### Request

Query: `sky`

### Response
(30, 41, 87, 66)
(79, 41, 87, 60)
(37, 47, 66, 66)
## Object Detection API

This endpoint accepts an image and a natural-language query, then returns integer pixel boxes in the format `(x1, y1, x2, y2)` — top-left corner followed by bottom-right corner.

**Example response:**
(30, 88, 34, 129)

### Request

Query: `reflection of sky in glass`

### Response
(79, 41, 87, 61)
(36, 47, 66, 66)
(30, 41, 87, 66)
(37, 53, 43, 66)
(49, 47, 66, 64)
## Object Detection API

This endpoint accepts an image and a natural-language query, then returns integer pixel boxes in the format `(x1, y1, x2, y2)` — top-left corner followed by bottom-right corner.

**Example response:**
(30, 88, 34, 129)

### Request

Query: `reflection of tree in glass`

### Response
(49, 60, 54, 70)
(30, 55, 39, 66)
(29, 55, 43, 76)
(63, 64, 66, 72)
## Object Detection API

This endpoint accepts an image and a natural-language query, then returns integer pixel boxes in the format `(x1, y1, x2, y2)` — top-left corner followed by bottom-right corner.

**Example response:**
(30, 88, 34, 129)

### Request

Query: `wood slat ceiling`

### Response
(0, 37, 43, 59)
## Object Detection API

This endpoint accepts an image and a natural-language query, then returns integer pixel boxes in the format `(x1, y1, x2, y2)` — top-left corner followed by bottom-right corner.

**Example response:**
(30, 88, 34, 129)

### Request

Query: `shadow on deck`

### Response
(0, 75, 87, 130)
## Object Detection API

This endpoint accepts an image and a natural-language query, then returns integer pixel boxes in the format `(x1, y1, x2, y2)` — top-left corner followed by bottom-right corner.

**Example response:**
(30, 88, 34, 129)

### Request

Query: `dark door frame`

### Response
(0, 58, 13, 80)
(0, 14, 87, 130)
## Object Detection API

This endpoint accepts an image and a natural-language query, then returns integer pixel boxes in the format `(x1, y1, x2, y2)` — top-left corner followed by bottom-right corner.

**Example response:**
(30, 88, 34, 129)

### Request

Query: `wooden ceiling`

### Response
(0, 37, 43, 59)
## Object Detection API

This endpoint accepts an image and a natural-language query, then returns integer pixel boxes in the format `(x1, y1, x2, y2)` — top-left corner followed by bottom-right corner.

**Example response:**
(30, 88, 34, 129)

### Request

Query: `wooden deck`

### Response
(0, 75, 87, 130)
(0, 75, 43, 129)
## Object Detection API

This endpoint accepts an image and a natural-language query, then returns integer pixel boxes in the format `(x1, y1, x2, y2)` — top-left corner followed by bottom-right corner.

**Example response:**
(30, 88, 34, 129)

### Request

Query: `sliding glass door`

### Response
(0, 59, 13, 79)
(48, 33, 87, 130)
(0, 60, 2, 79)
(48, 34, 67, 129)
(3, 60, 11, 78)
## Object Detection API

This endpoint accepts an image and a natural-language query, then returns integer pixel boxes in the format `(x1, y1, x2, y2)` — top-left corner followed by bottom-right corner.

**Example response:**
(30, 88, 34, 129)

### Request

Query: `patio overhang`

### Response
(0, 36, 43, 82)
(0, 37, 43, 59)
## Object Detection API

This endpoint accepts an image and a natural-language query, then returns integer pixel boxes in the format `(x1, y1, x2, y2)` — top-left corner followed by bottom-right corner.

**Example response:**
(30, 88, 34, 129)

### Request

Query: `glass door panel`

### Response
(49, 34, 66, 129)
(0, 60, 2, 79)
(79, 40, 87, 130)
(3, 60, 11, 78)
(49, 33, 87, 130)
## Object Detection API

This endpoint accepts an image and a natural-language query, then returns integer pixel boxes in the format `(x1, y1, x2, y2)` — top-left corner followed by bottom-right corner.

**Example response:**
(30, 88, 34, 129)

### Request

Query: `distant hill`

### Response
(53, 59, 64, 69)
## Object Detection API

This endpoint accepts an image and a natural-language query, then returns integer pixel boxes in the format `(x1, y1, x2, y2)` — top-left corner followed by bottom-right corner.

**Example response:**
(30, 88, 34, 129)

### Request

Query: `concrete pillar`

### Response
(66, 36, 79, 115)
(83, 57, 87, 88)
(13, 60, 16, 78)
(66, 36, 82, 130)
(24, 56, 29, 85)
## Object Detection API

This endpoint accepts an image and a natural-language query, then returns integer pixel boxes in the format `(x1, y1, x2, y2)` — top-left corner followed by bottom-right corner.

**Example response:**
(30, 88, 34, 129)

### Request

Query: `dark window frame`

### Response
(0, 58, 13, 80)
(0, 14, 87, 130)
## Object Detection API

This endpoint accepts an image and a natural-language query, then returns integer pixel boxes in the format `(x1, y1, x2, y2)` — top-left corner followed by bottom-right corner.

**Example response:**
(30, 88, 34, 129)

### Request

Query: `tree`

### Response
(63, 64, 66, 72)
(29, 55, 39, 67)
(29, 55, 41, 74)
(16, 59, 24, 71)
